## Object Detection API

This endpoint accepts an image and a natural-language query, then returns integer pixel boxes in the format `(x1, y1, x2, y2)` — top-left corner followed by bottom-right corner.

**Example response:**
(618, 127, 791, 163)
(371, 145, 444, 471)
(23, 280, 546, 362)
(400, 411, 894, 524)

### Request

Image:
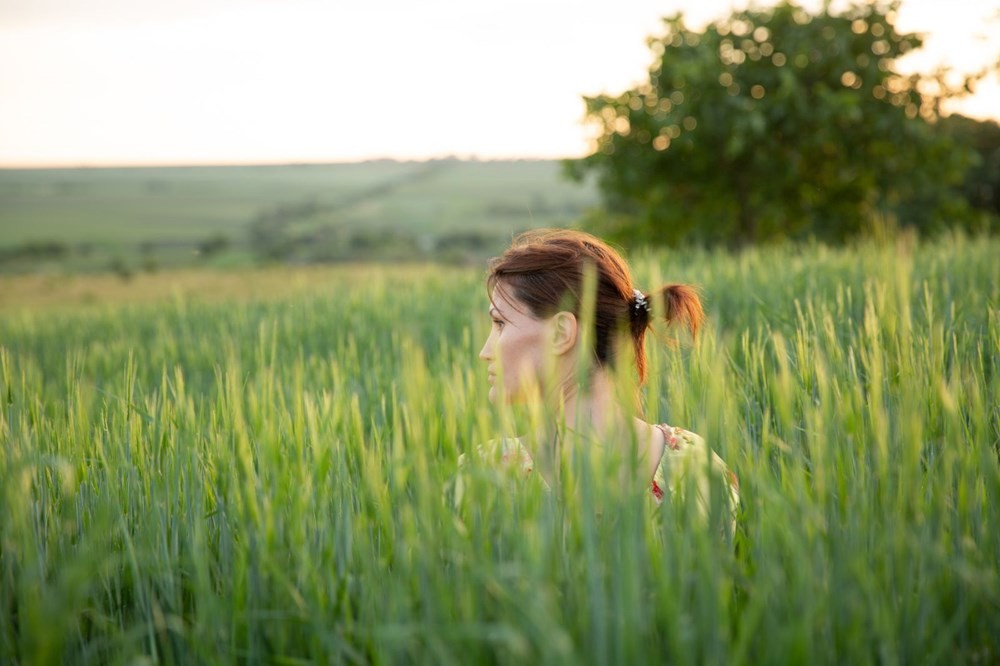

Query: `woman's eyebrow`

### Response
(489, 307, 505, 320)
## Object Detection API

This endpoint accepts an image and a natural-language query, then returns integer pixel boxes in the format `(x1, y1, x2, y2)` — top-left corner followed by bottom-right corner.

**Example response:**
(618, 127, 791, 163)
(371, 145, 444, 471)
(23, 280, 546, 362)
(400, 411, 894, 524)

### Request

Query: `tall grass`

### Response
(1, 234, 997, 664)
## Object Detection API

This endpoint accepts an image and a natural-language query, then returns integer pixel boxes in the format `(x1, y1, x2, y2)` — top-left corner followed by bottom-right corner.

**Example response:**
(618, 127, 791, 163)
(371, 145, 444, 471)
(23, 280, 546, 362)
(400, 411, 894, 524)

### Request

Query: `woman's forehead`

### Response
(489, 285, 528, 317)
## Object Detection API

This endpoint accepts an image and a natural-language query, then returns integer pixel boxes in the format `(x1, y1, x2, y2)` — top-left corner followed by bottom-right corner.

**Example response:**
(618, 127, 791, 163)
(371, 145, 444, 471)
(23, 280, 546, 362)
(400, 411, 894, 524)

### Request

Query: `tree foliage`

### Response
(566, 1, 978, 246)
(941, 114, 1000, 218)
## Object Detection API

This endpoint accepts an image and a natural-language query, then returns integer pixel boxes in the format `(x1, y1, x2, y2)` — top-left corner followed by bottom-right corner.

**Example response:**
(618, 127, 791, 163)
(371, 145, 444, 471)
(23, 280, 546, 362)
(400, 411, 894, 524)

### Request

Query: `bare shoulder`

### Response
(632, 418, 667, 478)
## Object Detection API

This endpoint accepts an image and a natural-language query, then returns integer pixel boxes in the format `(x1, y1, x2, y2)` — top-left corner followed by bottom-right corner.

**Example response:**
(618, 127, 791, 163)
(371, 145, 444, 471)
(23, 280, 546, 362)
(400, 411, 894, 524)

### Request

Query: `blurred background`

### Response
(1, 0, 998, 273)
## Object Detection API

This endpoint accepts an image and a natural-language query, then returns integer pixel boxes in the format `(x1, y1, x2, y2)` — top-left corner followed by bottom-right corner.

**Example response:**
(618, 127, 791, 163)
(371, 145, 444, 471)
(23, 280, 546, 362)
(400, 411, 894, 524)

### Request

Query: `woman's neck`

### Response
(534, 367, 638, 449)
(531, 367, 659, 490)
(559, 368, 621, 434)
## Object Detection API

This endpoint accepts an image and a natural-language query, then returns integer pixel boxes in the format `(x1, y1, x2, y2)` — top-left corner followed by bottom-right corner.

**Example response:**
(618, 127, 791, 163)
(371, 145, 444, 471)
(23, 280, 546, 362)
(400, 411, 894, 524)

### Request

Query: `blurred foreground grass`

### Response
(1, 234, 998, 664)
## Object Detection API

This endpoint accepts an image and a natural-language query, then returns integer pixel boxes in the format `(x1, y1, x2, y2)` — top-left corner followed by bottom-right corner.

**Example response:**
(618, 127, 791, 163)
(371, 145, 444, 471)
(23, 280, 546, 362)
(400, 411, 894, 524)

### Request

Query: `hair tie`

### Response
(631, 288, 649, 316)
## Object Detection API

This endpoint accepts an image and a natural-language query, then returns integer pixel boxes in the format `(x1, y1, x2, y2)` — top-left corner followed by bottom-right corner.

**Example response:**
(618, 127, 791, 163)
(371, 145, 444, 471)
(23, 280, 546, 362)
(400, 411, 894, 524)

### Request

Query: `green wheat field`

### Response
(1, 233, 998, 664)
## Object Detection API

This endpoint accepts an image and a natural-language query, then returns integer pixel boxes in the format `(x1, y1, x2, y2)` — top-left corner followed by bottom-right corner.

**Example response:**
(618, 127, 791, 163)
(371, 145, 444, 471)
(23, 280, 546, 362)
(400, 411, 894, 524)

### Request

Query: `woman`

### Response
(475, 228, 738, 527)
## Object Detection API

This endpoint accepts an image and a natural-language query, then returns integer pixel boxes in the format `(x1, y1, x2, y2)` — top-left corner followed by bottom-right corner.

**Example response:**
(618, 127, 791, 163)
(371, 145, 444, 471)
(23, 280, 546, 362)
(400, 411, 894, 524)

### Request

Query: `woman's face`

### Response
(478, 286, 548, 404)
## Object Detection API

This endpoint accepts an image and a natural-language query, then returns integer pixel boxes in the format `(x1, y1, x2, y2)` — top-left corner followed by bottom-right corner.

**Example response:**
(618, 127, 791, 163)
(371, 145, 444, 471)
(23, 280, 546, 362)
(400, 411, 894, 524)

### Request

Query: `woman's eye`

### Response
(492, 319, 505, 329)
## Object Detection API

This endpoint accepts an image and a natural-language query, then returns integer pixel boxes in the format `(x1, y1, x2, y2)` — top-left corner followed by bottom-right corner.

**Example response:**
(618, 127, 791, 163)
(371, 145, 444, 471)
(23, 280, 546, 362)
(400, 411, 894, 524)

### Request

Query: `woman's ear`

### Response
(549, 311, 578, 356)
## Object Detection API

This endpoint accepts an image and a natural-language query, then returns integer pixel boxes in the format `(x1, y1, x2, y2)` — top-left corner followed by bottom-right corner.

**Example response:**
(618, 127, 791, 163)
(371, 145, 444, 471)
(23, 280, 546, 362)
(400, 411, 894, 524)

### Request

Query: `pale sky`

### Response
(1, 0, 997, 167)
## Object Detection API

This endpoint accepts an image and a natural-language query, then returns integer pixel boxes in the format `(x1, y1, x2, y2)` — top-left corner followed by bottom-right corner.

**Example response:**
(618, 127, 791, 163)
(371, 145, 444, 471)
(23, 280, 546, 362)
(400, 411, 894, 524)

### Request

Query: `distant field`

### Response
(0, 160, 597, 271)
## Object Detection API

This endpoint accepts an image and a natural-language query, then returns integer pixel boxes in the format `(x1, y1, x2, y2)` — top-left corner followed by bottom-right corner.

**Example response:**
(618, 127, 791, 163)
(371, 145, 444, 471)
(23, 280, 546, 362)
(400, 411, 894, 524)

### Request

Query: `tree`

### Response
(940, 114, 1000, 220)
(566, 1, 976, 246)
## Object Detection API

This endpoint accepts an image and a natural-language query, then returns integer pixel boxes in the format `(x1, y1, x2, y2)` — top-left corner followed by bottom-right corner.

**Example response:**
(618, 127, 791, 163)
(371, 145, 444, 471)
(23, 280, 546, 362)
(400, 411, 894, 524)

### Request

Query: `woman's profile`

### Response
(468, 228, 738, 529)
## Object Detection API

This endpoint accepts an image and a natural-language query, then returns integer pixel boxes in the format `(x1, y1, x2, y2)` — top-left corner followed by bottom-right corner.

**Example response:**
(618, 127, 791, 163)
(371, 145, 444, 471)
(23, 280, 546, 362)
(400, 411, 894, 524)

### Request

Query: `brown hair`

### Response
(487, 229, 703, 384)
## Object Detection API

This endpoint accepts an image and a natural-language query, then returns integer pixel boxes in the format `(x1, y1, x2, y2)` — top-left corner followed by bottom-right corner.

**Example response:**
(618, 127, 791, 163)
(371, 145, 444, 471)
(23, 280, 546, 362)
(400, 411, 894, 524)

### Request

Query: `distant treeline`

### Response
(248, 224, 518, 265)
(0, 228, 522, 277)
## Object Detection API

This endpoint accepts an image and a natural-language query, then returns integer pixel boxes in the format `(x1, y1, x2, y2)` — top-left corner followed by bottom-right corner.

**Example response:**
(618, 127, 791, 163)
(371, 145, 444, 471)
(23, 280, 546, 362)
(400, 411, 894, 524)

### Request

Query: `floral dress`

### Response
(456, 424, 740, 529)
(650, 424, 740, 532)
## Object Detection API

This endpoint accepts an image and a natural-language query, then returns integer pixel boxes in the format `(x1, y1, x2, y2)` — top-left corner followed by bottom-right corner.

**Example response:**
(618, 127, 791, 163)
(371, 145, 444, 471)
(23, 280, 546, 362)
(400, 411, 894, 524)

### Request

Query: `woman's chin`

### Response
(489, 385, 510, 404)
(488, 385, 520, 406)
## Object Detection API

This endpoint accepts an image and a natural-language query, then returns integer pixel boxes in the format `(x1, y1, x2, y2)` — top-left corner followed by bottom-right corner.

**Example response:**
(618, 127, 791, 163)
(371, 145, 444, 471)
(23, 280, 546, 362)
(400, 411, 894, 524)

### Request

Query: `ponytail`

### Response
(631, 283, 704, 385)
(658, 283, 704, 339)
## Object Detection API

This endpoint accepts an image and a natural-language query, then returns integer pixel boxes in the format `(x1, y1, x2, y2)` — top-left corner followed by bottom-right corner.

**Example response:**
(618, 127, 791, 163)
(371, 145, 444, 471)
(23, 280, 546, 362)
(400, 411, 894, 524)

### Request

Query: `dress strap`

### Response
(655, 423, 684, 451)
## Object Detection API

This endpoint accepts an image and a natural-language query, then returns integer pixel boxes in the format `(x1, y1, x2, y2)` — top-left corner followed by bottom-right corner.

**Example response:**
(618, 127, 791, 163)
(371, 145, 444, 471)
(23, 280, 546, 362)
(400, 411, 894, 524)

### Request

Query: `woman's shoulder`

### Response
(652, 422, 740, 510)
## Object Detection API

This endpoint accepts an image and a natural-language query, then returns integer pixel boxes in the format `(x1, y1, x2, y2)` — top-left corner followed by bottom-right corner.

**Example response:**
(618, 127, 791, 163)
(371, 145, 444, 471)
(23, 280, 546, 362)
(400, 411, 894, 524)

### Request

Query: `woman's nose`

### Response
(478, 336, 493, 361)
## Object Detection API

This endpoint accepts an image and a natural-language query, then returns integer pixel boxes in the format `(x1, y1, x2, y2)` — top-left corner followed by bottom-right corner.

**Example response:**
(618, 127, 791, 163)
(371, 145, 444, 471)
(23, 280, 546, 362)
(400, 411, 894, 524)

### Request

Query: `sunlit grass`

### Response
(1, 234, 997, 663)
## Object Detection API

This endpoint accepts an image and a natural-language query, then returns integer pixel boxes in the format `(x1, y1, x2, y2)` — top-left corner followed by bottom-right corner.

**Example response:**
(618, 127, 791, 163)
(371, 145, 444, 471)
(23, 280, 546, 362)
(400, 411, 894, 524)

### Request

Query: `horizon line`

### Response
(0, 153, 583, 172)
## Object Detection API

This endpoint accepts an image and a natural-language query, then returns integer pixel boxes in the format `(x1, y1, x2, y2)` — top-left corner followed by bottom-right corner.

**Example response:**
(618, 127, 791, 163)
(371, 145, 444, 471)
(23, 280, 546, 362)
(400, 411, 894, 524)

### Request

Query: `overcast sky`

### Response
(1, 0, 997, 167)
